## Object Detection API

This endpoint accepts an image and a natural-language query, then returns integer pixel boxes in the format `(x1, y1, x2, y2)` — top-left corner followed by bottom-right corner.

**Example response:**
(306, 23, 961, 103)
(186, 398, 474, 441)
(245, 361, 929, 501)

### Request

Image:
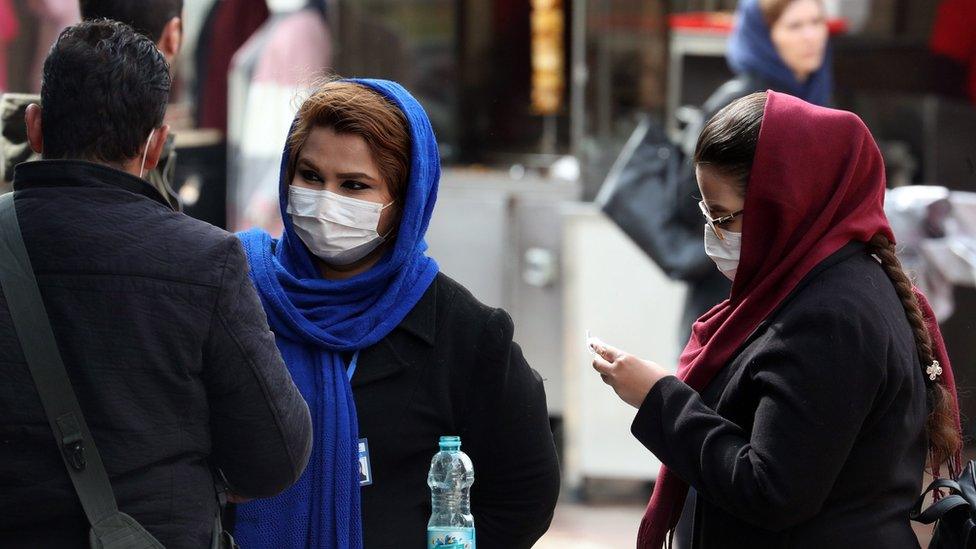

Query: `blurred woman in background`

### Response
(728, 0, 832, 104)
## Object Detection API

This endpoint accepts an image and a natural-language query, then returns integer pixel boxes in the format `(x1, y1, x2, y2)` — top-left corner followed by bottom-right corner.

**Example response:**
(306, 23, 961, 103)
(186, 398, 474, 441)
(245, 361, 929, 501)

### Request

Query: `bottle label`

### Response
(427, 528, 475, 549)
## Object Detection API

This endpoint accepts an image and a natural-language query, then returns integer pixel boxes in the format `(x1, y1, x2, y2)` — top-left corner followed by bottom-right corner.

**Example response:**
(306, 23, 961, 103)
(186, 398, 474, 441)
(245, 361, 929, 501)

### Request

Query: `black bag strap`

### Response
(926, 478, 965, 495)
(911, 475, 971, 525)
(911, 493, 970, 525)
(594, 114, 655, 208)
(0, 193, 163, 548)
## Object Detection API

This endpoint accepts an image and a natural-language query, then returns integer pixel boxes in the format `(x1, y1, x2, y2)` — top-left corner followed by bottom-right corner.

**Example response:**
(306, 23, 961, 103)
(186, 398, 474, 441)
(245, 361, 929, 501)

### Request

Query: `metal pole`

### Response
(570, 0, 587, 160)
(327, 0, 341, 64)
(542, 115, 558, 155)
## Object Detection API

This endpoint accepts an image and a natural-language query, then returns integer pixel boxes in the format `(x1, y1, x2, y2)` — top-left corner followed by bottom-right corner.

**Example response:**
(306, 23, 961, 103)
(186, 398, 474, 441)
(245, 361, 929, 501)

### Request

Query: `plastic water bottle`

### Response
(427, 436, 475, 549)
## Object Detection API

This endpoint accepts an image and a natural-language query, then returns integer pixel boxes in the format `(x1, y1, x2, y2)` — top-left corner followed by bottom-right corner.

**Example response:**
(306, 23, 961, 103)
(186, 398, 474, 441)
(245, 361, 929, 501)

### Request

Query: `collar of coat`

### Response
(12, 159, 172, 209)
(395, 277, 437, 346)
(352, 274, 438, 388)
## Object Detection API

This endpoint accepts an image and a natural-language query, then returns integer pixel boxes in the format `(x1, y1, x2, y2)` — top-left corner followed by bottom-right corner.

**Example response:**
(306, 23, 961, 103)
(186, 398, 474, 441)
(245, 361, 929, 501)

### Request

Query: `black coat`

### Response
(632, 243, 929, 548)
(0, 161, 312, 548)
(350, 273, 561, 548)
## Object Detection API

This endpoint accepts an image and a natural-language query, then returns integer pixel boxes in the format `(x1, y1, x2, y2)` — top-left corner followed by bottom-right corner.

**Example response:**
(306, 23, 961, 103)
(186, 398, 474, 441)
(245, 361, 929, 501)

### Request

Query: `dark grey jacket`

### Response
(633, 243, 929, 548)
(0, 160, 312, 548)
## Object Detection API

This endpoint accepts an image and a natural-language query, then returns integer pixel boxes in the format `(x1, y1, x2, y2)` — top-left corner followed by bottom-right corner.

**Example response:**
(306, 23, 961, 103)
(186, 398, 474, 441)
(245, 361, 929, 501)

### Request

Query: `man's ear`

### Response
(142, 124, 171, 172)
(157, 17, 183, 63)
(25, 103, 43, 155)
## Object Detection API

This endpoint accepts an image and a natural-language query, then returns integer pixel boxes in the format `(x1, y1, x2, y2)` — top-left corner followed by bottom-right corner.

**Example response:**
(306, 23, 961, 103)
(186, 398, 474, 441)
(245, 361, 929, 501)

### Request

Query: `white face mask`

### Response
(287, 185, 396, 266)
(704, 225, 741, 281)
(138, 128, 155, 179)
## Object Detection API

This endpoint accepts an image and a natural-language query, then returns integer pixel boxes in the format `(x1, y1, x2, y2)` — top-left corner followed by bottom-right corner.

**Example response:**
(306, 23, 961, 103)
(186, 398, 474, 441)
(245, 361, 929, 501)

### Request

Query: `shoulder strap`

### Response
(0, 192, 162, 548)
(911, 475, 970, 525)
(911, 493, 970, 525)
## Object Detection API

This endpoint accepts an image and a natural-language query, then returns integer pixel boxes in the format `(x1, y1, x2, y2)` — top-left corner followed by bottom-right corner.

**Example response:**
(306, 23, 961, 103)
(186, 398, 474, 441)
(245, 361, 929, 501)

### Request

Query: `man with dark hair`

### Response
(79, 0, 184, 64)
(0, 20, 312, 547)
(1, 0, 186, 207)
(32, 21, 172, 165)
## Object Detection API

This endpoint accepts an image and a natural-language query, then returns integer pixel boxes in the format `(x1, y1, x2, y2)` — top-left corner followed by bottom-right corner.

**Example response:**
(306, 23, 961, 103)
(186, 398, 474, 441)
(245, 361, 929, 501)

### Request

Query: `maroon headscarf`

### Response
(637, 91, 963, 548)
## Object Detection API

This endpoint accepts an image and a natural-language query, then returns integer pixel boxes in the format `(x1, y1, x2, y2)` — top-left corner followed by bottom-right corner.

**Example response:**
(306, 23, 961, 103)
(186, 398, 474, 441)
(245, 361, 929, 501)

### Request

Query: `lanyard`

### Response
(346, 350, 361, 381)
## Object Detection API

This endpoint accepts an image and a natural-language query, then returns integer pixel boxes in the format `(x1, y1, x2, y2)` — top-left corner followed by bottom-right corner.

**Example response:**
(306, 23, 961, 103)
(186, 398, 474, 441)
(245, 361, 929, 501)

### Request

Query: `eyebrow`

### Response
(295, 157, 378, 182)
(705, 201, 731, 216)
(337, 172, 377, 182)
(296, 157, 322, 173)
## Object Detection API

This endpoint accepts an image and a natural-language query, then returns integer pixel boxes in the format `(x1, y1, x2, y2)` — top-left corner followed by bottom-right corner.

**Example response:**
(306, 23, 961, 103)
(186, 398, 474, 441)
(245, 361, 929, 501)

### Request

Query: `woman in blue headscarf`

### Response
(727, 0, 832, 106)
(230, 79, 560, 549)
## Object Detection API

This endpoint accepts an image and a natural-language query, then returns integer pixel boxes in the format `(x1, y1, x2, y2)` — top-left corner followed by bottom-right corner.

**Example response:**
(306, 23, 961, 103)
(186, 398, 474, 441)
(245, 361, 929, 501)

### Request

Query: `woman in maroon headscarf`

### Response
(592, 91, 963, 548)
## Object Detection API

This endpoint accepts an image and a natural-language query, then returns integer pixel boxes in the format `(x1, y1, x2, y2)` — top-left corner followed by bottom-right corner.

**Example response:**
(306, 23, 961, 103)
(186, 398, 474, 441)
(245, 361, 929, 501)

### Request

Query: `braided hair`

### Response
(866, 234, 962, 473)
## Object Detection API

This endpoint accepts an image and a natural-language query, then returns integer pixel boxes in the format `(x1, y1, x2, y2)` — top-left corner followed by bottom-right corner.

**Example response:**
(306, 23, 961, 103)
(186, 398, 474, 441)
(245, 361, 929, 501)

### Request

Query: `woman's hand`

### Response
(591, 342, 669, 409)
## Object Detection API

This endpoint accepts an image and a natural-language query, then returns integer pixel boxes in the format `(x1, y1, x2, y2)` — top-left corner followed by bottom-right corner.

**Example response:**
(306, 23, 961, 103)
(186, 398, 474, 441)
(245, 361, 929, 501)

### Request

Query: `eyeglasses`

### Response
(699, 200, 744, 241)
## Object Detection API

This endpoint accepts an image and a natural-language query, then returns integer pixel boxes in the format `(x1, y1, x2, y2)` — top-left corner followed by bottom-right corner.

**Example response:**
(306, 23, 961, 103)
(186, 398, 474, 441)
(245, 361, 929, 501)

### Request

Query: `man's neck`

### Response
(45, 157, 142, 178)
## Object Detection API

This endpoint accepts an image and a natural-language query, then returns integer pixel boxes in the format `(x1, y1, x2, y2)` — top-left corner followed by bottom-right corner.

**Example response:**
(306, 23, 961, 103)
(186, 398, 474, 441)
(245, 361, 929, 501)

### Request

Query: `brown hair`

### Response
(697, 93, 963, 474)
(758, 0, 822, 26)
(867, 234, 963, 473)
(287, 80, 411, 210)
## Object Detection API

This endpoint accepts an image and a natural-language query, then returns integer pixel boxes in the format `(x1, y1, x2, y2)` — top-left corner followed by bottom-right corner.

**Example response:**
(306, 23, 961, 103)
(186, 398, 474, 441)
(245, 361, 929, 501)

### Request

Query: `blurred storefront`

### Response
(2, 0, 975, 493)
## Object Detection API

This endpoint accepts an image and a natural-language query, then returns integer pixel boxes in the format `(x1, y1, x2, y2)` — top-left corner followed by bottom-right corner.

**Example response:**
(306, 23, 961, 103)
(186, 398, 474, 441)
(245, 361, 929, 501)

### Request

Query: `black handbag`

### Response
(595, 114, 712, 281)
(0, 192, 237, 549)
(597, 77, 770, 283)
(912, 460, 976, 548)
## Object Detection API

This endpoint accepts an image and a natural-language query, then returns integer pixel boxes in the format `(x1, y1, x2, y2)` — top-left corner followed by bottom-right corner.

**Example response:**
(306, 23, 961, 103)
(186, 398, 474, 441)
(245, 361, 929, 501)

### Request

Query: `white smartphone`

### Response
(585, 329, 608, 355)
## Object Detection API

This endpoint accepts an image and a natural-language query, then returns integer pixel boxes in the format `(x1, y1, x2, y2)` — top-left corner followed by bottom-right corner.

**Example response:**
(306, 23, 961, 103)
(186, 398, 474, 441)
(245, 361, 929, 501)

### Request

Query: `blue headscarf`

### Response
(233, 79, 440, 548)
(726, 0, 833, 106)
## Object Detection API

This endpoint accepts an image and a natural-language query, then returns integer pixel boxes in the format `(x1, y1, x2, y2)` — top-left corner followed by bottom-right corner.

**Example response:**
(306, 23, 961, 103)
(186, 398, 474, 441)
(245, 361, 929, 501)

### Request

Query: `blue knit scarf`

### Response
(727, 0, 833, 106)
(233, 79, 441, 548)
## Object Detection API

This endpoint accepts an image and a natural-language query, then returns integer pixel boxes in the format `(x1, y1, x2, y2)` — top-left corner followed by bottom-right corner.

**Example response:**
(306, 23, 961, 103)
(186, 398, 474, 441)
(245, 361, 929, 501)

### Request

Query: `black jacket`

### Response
(633, 243, 929, 548)
(0, 161, 313, 548)
(351, 273, 561, 548)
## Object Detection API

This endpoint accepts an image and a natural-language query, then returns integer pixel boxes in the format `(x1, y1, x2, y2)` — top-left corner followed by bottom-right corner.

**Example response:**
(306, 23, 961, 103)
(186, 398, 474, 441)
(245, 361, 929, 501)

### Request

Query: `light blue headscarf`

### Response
(233, 79, 440, 548)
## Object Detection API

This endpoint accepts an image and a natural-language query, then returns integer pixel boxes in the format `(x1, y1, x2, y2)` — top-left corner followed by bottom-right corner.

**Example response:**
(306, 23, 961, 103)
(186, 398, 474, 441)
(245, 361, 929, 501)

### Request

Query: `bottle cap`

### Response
(439, 435, 461, 451)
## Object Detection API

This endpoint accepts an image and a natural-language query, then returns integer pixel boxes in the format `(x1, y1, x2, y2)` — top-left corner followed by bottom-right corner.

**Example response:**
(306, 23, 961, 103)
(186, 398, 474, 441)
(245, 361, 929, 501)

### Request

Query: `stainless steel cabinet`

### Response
(425, 168, 581, 413)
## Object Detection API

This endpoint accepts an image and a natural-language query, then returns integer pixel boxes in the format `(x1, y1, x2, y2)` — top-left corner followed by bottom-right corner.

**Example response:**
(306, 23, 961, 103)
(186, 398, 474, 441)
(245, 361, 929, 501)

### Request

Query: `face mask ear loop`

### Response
(139, 128, 156, 179)
(377, 199, 398, 239)
(379, 200, 401, 240)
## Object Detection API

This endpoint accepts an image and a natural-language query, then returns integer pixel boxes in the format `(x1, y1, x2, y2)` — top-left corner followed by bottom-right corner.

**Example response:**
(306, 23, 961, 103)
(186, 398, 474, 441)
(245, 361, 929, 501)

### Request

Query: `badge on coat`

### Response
(358, 438, 373, 487)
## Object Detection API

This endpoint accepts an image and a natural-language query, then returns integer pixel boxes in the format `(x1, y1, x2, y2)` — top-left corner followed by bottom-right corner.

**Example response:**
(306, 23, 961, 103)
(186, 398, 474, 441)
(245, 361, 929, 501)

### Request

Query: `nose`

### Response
(322, 179, 343, 194)
(802, 22, 825, 44)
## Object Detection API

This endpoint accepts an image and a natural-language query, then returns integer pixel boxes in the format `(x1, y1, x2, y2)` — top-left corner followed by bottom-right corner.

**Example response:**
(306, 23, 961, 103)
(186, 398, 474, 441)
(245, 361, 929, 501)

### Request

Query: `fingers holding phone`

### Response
(588, 331, 669, 409)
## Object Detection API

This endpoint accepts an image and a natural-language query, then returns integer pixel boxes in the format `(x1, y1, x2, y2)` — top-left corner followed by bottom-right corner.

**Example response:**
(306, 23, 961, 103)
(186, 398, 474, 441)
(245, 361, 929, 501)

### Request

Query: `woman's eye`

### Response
(341, 180, 369, 191)
(300, 170, 323, 183)
(803, 18, 824, 30)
